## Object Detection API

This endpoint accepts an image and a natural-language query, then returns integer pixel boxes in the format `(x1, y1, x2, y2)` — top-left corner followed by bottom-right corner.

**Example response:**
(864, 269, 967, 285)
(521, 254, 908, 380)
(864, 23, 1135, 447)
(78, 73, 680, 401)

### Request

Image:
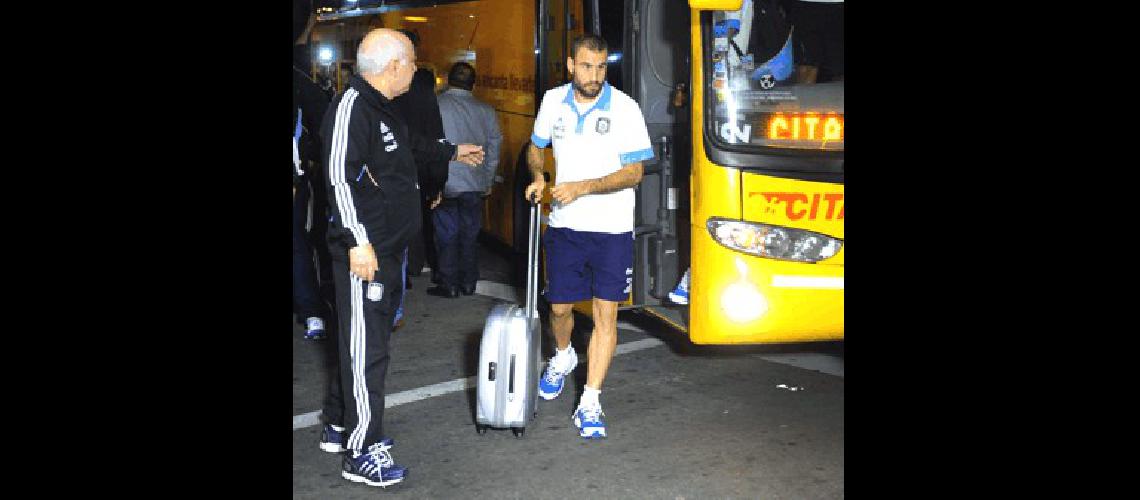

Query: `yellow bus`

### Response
(682, 0, 843, 344)
(307, 0, 843, 345)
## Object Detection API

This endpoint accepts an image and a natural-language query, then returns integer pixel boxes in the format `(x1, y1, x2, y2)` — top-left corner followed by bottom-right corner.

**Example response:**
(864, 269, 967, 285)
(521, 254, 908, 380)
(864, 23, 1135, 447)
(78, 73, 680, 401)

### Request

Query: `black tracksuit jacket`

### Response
(320, 75, 457, 258)
(392, 68, 449, 201)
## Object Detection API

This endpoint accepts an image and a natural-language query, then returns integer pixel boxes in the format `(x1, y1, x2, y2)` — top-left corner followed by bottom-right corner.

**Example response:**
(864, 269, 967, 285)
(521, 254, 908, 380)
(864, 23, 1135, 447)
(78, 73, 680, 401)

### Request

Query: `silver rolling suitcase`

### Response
(475, 201, 542, 437)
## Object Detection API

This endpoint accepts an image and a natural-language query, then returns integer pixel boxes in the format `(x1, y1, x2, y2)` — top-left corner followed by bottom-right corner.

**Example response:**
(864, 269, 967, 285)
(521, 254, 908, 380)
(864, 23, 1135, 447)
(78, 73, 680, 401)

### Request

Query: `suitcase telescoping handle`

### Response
(524, 199, 541, 322)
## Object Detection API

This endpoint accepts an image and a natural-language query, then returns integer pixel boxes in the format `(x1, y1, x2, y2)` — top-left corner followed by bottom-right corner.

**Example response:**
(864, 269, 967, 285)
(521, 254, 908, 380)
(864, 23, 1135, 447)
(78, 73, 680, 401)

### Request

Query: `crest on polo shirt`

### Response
(595, 117, 611, 135)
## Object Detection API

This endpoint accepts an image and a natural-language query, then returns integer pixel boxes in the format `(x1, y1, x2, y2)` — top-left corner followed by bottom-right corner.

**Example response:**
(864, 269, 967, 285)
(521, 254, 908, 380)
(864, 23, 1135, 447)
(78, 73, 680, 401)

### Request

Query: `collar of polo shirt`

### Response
(562, 82, 612, 135)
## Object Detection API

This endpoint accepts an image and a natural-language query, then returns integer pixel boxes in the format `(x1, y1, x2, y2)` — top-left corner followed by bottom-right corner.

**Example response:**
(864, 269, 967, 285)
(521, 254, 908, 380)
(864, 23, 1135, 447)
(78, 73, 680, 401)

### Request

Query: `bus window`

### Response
(705, 0, 843, 152)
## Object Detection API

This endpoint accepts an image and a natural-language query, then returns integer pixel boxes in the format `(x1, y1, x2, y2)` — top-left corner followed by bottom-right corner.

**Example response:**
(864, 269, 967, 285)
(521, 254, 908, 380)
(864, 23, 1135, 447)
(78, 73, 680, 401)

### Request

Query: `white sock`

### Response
(580, 386, 601, 409)
(553, 345, 573, 364)
(550, 345, 573, 373)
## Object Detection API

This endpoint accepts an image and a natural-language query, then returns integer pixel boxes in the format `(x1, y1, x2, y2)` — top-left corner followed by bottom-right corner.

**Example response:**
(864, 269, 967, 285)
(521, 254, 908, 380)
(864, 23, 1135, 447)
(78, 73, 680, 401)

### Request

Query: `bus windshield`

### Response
(704, 1, 844, 152)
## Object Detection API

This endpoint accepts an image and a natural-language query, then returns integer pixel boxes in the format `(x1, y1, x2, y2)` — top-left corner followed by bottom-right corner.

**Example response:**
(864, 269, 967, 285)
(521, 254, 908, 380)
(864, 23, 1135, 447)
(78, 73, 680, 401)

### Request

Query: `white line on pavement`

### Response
(293, 411, 321, 430)
(293, 337, 665, 431)
(614, 337, 663, 354)
(473, 280, 519, 303)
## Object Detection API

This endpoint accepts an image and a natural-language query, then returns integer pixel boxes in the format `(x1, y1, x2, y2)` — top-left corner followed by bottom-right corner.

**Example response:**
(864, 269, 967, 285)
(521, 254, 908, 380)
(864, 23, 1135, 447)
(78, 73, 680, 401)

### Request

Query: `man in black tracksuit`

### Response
(316, 29, 483, 488)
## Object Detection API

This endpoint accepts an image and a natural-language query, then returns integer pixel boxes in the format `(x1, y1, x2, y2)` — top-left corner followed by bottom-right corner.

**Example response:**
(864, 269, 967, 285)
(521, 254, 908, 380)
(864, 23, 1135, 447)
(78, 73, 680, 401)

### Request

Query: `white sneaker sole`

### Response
(342, 471, 404, 487)
(667, 292, 688, 305)
(319, 442, 343, 453)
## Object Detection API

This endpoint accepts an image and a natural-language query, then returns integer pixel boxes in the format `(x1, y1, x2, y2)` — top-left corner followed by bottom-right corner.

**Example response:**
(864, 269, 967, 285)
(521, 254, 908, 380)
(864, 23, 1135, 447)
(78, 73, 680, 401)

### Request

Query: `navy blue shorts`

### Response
(543, 226, 634, 303)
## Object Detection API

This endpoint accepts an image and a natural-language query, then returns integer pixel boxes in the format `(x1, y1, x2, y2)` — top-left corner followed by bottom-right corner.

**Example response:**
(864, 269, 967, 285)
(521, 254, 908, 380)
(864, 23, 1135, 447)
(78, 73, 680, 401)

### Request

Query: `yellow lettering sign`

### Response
(803, 116, 819, 140)
(823, 116, 842, 141)
(766, 113, 843, 142)
(769, 116, 788, 139)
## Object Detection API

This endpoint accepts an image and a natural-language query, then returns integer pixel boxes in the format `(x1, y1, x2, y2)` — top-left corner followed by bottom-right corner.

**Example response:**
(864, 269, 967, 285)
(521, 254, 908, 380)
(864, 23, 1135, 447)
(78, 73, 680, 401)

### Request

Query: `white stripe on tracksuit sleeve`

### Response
(328, 88, 370, 246)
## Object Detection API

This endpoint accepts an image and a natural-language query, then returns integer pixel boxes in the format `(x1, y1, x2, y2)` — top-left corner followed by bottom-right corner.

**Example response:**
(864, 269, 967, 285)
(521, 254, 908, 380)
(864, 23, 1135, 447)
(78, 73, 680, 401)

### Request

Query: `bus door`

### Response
(623, 0, 693, 329)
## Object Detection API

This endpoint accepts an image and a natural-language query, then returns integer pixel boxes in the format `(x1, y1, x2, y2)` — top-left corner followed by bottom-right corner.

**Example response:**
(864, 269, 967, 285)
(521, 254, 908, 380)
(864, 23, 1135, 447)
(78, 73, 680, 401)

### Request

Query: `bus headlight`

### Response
(722, 282, 767, 323)
(707, 218, 842, 263)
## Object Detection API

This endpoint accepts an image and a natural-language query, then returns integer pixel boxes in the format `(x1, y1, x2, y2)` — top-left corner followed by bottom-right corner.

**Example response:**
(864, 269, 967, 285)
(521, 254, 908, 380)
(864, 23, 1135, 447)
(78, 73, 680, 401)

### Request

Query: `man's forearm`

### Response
(583, 162, 643, 195)
(411, 132, 456, 165)
(527, 143, 545, 181)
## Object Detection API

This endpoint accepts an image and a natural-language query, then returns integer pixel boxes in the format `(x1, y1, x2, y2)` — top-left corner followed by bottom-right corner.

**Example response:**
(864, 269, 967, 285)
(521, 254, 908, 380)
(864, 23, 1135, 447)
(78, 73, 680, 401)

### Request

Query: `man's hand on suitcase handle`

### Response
(525, 179, 544, 204)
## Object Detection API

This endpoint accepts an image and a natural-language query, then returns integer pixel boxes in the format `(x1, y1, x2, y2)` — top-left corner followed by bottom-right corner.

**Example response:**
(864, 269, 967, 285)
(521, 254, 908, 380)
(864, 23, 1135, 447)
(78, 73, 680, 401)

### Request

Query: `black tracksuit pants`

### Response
(321, 248, 404, 453)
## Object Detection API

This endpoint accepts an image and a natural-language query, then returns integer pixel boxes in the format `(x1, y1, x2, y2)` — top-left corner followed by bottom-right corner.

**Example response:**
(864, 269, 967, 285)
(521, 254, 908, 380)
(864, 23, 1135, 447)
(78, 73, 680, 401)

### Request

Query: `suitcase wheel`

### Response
(475, 424, 488, 435)
(512, 427, 525, 438)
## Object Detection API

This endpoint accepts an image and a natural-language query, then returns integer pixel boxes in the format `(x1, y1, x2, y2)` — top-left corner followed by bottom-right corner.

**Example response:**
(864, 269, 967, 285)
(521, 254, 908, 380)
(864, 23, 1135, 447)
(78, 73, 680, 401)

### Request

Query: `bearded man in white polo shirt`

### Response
(524, 34, 654, 439)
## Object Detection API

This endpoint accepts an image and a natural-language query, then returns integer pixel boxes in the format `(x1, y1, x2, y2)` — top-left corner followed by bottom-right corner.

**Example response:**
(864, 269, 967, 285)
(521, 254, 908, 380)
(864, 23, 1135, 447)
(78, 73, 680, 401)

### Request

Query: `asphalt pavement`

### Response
(293, 241, 844, 498)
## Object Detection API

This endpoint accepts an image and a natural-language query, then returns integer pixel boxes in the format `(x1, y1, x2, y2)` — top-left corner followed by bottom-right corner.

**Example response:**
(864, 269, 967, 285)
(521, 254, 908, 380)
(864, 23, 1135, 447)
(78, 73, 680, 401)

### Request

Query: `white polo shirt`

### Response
(531, 82, 654, 234)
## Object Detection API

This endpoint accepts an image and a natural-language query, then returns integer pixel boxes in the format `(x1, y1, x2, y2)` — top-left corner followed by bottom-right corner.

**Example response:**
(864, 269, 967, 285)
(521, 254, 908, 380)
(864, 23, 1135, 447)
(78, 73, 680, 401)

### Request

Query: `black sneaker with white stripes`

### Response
(319, 424, 344, 453)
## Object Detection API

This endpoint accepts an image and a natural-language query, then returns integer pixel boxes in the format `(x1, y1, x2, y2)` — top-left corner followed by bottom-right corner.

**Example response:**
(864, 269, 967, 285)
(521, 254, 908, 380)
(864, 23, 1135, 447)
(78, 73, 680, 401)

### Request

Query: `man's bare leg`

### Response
(550, 302, 574, 351)
(573, 298, 618, 437)
(585, 298, 619, 390)
(538, 302, 579, 401)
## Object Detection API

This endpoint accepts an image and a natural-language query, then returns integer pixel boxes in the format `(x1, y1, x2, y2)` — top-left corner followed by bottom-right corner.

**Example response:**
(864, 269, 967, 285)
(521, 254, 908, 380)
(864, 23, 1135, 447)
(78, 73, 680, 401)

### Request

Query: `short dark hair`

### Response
(398, 29, 420, 47)
(570, 34, 608, 59)
(448, 62, 476, 90)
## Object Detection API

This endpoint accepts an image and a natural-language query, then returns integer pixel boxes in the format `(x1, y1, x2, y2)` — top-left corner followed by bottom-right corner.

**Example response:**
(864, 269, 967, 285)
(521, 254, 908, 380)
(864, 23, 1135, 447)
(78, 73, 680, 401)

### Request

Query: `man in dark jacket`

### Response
(391, 30, 448, 284)
(293, 60, 333, 340)
(315, 28, 484, 488)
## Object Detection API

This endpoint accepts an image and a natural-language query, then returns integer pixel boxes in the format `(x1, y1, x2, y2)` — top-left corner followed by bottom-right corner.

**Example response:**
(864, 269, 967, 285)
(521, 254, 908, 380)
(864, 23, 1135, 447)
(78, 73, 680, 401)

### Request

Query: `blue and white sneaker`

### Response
(319, 424, 344, 453)
(667, 269, 690, 305)
(342, 439, 407, 488)
(538, 348, 578, 400)
(573, 404, 606, 439)
(304, 317, 326, 340)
